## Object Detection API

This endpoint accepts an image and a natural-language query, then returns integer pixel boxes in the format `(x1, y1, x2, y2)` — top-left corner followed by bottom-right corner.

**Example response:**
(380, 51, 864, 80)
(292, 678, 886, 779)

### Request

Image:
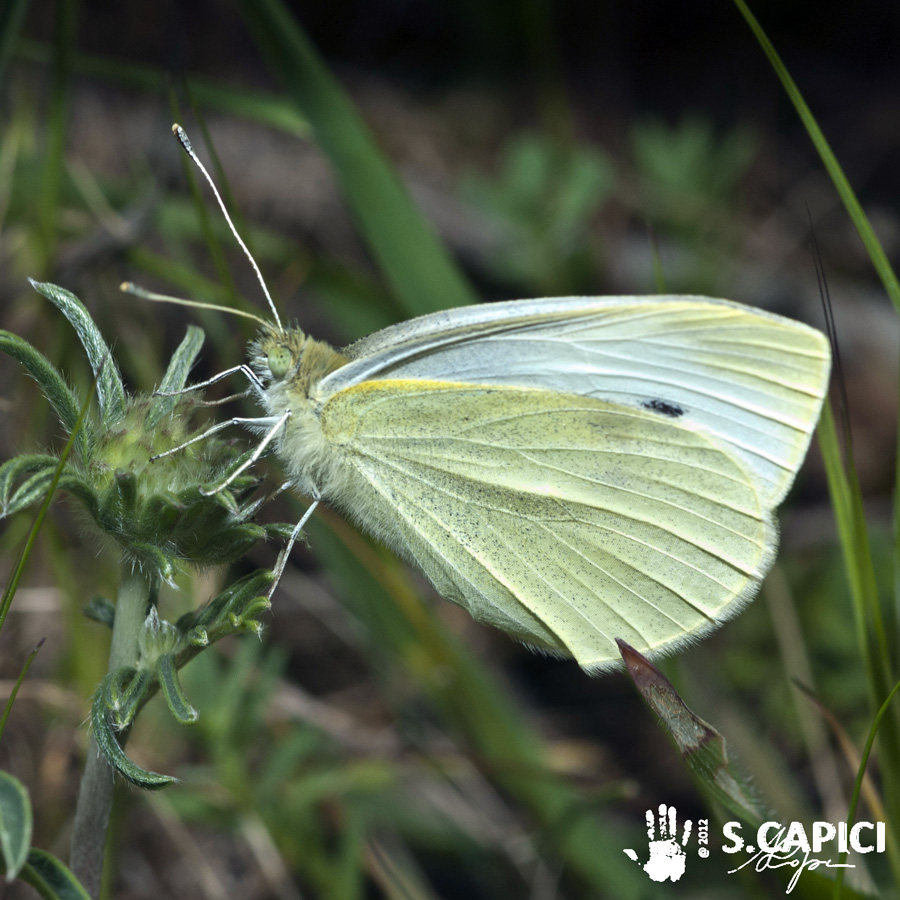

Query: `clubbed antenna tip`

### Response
(171, 122, 283, 332)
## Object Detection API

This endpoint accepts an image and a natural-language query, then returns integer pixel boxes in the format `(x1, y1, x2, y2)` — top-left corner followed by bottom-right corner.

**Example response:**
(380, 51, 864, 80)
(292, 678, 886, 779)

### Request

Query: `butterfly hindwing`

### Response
(321, 379, 774, 671)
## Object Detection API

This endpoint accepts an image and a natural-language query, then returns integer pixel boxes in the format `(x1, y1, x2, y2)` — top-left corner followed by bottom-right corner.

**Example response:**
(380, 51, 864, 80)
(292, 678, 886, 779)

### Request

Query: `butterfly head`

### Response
(251, 324, 300, 383)
(251, 324, 348, 395)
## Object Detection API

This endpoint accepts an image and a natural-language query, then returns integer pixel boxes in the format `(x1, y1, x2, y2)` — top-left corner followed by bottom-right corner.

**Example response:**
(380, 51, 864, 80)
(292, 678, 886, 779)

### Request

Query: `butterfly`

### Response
(151, 125, 831, 674)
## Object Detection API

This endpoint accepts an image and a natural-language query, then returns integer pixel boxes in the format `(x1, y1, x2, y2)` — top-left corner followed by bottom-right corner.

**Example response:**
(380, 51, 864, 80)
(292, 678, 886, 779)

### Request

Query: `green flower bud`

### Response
(1, 282, 266, 581)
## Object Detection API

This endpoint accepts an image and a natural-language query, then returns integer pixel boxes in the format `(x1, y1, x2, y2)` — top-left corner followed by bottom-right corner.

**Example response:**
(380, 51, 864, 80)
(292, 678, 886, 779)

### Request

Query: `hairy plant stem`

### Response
(70, 565, 152, 899)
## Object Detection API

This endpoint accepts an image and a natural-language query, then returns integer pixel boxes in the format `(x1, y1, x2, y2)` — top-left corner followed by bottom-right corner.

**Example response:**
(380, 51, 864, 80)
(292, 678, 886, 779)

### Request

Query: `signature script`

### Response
(728, 845, 854, 894)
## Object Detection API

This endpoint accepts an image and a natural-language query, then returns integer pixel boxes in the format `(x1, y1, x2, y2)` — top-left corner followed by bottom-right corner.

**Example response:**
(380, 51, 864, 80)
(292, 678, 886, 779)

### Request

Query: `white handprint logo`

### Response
(624, 804, 693, 883)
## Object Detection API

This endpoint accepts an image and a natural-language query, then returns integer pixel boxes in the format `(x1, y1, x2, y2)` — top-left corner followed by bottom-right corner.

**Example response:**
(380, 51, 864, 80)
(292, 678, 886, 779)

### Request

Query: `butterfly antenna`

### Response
(120, 282, 270, 327)
(172, 123, 283, 332)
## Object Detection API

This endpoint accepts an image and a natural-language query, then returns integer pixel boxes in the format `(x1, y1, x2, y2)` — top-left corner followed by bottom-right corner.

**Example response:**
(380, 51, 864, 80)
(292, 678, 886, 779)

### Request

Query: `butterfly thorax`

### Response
(251, 325, 350, 497)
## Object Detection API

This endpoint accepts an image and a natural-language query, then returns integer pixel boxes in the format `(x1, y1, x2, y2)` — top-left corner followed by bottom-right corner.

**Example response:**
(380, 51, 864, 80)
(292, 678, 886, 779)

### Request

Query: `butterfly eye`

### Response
(267, 347, 293, 379)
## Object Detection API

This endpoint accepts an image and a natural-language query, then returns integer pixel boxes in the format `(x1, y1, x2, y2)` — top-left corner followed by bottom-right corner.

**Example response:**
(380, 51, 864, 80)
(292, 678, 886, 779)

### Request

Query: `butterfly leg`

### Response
(267, 494, 320, 600)
(154, 364, 267, 403)
(199, 409, 292, 494)
(150, 414, 284, 462)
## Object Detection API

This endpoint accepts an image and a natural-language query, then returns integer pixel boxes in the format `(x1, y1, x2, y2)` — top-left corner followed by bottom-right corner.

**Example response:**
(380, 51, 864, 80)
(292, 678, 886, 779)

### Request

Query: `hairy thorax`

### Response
(251, 326, 350, 498)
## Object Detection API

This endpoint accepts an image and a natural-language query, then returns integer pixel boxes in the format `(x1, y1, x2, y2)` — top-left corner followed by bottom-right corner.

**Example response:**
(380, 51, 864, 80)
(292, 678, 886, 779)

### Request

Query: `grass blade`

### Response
(236, 0, 478, 317)
(731, 0, 900, 314)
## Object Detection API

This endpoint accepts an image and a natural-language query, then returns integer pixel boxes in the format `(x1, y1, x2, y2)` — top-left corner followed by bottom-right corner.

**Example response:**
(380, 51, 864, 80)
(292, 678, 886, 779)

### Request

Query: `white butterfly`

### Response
(154, 126, 831, 674)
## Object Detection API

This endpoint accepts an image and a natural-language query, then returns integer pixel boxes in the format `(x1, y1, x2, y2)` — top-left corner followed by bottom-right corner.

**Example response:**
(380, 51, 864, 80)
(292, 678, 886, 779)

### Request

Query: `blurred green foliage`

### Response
(460, 133, 615, 294)
(0, 0, 895, 896)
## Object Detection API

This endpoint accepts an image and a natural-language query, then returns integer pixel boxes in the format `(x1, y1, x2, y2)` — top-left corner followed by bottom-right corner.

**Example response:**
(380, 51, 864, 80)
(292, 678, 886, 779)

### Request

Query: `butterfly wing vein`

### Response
(321, 380, 775, 670)
(331, 297, 831, 510)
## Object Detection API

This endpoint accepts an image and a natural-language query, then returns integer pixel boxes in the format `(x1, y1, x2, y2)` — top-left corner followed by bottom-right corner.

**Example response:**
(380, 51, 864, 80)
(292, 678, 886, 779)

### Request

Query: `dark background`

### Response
(1, 1, 897, 897)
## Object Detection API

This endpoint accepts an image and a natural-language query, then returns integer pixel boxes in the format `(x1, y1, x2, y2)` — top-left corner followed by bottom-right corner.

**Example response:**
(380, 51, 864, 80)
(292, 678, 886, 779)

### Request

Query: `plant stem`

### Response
(70, 564, 152, 899)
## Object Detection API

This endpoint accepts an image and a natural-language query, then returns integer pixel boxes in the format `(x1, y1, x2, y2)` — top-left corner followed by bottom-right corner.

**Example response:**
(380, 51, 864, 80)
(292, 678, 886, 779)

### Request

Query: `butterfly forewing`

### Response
(321, 379, 775, 671)
(326, 296, 830, 509)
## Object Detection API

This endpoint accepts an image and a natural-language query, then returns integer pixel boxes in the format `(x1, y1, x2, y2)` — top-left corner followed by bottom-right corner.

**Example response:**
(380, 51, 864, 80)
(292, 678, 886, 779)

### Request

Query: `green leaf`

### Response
(0, 455, 58, 514)
(148, 325, 205, 427)
(19, 848, 91, 900)
(29, 280, 128, 425)
(166, 569, 273, 665)
(91, 684, 176, 790)
(189, 569, 273, 631)
(112, 471, 138, 517)
(102, 667, 151, 730)
(205, 523, 269, 562)
(0, 332, 88, 459)
(4, 471, 57, 517)
(133, 490, 183, 537)
(0, 771, 32, 880)
(236, 0, 478, 317)
(127, 542, 178, 585)
(157, 653, 199, 724)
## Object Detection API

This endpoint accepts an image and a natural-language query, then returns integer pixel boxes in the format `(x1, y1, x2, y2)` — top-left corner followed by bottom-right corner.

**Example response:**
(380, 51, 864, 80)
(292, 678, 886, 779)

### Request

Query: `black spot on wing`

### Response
(642, 399, 685, 418)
